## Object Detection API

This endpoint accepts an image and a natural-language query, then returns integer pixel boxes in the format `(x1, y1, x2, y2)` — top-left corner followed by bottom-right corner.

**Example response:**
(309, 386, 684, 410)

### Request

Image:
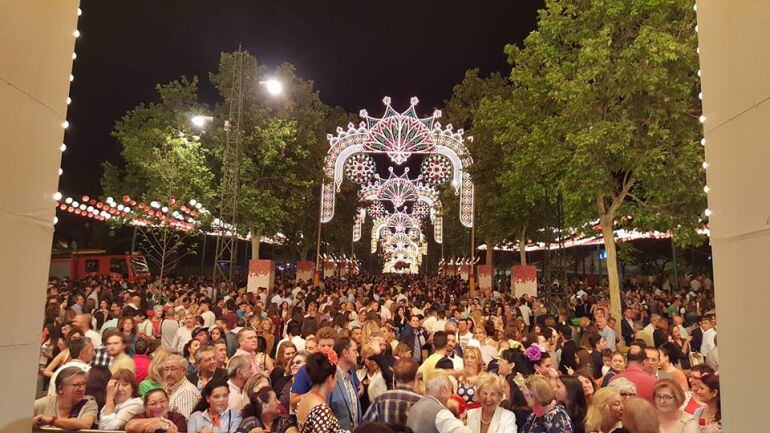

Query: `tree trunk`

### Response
(600, 215, 622, 321)
(485, 232, 494, 266)
(301, 246, 309, 261)
(518, 228, 527, 266)
(251, 232, 261, 261)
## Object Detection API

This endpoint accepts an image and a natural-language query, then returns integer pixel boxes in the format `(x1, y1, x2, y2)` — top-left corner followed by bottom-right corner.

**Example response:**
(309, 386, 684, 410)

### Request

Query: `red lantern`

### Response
(96, 202, 103, 209)
(74, 209, 81, 215)
(59, 204, 67, 210)
(82, 195, 90, 202)
(123, 195, 130, 203)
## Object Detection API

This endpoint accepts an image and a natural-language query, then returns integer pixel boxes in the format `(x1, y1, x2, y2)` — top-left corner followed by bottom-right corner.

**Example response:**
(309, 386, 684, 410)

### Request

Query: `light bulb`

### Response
(697, 69, 701, 77)
(54, 216, 59, 225)
(702, 161, 709, 169)
(73, 30, 80, 38)
(700, 138, 706, 146)
(704, 208, 712, 217)
(72, 53, 77, 60)
(699, 115, 706, 123)
(65, 197, 73, 204)
(703, 185, 710, 193)
(69, 74, 74, 82)
(53, 192, 62, 201)
(77, 8, 82, 16)
(59, 168, 63, 175)
(698, 92, 702, 100)
(62, 121, 69, 128)
(60, 143, 67, 152)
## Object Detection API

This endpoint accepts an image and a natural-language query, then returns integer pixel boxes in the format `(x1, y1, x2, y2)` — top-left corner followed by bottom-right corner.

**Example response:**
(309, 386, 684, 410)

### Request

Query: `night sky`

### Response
(62, 0, 542, 196)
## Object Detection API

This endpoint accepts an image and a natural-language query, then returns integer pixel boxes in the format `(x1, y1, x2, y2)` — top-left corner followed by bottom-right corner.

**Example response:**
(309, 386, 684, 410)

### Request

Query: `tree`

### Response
(102, 78, 214, 276)
(443, 69, 512, 267)
(209, 53, 332, 260)
(501, 0, 705, 319)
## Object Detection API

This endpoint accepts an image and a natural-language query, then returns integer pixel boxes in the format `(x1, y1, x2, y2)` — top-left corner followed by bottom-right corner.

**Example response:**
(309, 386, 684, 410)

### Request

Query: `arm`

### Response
(100, 399, 144, 430)
(42, 351, 67, 378)
(435, 409, 472, 433)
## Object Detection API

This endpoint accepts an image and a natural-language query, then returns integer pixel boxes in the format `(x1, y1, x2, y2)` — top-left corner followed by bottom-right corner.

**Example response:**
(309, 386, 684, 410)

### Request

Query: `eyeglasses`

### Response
(162, 366, 183, 372)
(65, 382, 87, 389)
(654, 394, 675, 402)
(620, 392, 637, 398)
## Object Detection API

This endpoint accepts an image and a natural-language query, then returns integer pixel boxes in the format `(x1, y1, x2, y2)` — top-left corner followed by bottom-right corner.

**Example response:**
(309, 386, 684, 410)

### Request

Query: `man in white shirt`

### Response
(518, 301, 532, 328)
(136, 310, 155, 337)
(226, 355, 251, 411)
(198, 300, 216, 328)
(74, 313, 102, 347)
(700, 318, 717, 356)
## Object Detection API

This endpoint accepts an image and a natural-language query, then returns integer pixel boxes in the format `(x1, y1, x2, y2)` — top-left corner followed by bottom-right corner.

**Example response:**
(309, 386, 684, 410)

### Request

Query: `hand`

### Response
(200, 429, 215, 433)
(106, 379, 119, 398)
(566, 366, 574, 375)
(249, 428, 265, 433)
(33, 415, 50, 426)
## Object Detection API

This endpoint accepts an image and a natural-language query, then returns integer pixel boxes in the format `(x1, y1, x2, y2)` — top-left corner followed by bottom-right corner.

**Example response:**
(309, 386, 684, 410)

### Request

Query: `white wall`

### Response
(697, 1, 770, 431)
(0, 1, 79, 431)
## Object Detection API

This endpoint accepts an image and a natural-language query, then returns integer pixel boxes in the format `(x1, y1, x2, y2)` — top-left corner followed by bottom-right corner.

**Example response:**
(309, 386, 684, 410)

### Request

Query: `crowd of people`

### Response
(35, 270, 721, 433)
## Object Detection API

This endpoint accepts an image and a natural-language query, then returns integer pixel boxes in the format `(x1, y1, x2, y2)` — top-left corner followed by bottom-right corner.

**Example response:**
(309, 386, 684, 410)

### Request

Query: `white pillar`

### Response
(0, 1, 79, 430)
(698, 1, 770, 431)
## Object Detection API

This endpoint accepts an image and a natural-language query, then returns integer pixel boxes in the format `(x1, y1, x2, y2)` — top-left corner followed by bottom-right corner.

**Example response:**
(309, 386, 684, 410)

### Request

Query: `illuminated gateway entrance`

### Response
(321, 97, 474, 273)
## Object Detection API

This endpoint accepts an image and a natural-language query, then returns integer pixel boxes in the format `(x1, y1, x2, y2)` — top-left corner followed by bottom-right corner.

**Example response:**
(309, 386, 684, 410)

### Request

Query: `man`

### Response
(159, 308, 179, 351)
(103, 328, 135, 374)
(330, 336, 362, 431)
(122, 295, 142, 318)
(399, 315, 429, 363)
(136, 310, 155, 337)
(212, 339, 229, 369)
(610, 344, 656, 402)
(699, 314, 717, 357)
(215, 317, 239, 357)
(407, 371, 471, 433)
(621, 308, 636, 346)
(69, 294, 84, 315)
(363, 358, 422, 425)
(290, 327, 338, 406)
(162, 354, 200, 418)
(456, 318, 476, 350)
(186, 346, 227, 391)
(74, 313, 101, 347)
(198, 300, 216, 328)
(233, 328, 263, 376)
(417, 331, 450, 380)
(276, 322, 305, 353)
(596, 316, 617, 352)
(443, 329, 464, 370)
(643, 347, 660, 377)
(422, 307, 440, 334)
(226, 355, 252, 411)
(47, 336, 93, 396)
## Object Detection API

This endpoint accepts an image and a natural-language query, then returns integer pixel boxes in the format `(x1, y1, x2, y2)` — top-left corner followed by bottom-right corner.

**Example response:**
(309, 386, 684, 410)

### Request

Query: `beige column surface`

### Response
(0, 1, 79, 432)
(697, 1, 770, 431)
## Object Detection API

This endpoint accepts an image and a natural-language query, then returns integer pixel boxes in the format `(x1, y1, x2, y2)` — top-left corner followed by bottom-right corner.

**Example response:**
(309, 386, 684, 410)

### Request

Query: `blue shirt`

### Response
(290, 365, 361, 397)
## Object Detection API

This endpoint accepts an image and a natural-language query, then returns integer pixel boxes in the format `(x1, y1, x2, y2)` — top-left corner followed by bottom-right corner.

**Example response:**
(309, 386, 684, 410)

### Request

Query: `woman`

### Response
(94, 299, 111, 330)
(653, 379, 697, 433)
(693, 372, 721, 432)
(497, 349, 518, 378)
(184, 339, 202, 375)
(238, 387, 298, 433)
(260, 318, 277, 355)
(99, 368, 144, 430)
(658, 342, 689, 391)
(271, 342, 298, 394)
(210, 326, 228, 344)
(304, 336, 318, 352)
(600, 352, 625, 388)
(669, 324, 692, 369)
(296, 349, 346, 433)
(256, 336, 275, 373)
(281, 351, 308, 409)
(520, 374, 573, 433)
(575, 348, 596, 378)
(466, 373, 517, 433)
(33, 367, 98, 430)
(554, 375, 587, 433)
(125, 388, 187, 433)
(575, 372, 597, 405)
(459, 346, 485, 404)
(139, 349, 170, 396)
(357, 345, 387, 414)
(188, 378, 242, 433)
(119, 316, 139, 356)
(584, 388, 624, 433)
(500, 373, 531, 432)
(622, 397, 660, 433)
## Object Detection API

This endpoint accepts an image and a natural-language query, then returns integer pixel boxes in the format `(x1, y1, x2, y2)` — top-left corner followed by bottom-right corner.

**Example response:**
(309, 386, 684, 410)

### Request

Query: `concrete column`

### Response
(247, 259, 275, 292)
(697, 1, 770, 431)
(0, 2, 79, 431)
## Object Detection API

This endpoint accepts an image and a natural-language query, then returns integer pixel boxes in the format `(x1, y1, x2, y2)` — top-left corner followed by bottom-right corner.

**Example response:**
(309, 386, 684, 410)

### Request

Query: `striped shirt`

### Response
(362, 385, 422, 426)
(167, 377, 201, 418)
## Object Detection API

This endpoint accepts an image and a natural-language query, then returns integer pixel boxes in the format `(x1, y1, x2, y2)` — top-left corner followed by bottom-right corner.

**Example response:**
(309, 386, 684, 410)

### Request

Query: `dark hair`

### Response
(191, 378, 230, 413)
(500, 348, 517, 364)
(85, 366, 112, 410)
(245, 386, 275, 421)
(393, 357, 418, 384)
(658, 342, 682, 365)
(587, 334, 602, 350)
(626, 346, 648, 363)
(288, 321, 302, 336)
(102, 327, 125, 345)
(559, 340, 578, 374)
(68, 336, 90, 359)
(559, 375, 588, 425)
(433, 331, 448, 350)
(134, 336, 151, 355)
(501, 373, 529, 411)
(700, 372, 721, 422)
(306, 352, 337, 386)
(256, 335, 267, 353)
(143, 388, 168, 406)
(333, 336, 353, 358)
(484, 320, 496, 338)
(183, 339, 198, 358)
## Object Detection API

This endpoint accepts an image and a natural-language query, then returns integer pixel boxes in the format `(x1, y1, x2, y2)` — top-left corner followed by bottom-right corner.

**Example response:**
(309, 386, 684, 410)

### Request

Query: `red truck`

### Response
(50, 250, 151, 282)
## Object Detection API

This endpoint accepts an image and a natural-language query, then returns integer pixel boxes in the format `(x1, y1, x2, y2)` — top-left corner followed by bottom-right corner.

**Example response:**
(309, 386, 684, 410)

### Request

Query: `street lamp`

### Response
(260, 78, 283, 96)
(191, 115, 214, 128)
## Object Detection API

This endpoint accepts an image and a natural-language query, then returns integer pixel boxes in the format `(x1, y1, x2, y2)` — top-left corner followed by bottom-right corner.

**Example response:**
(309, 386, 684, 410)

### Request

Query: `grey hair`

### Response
(606, 377, 637, 394)
(55, 366, 87, 392)
(194, 345, 215, 364)
(164, 353, 188, 370)
(424, 371, 451, 396)
(227, 355, 250, 378)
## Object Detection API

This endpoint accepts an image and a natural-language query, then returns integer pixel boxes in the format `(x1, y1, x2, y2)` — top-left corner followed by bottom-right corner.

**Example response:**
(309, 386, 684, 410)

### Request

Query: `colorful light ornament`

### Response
(344, 153, 377, 185)
(368, 201, 386, 220)
(420, 154, 452, 186)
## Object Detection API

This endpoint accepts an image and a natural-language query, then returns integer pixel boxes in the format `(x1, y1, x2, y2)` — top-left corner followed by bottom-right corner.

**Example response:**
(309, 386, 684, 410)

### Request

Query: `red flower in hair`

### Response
(316, 346, 338, 365)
